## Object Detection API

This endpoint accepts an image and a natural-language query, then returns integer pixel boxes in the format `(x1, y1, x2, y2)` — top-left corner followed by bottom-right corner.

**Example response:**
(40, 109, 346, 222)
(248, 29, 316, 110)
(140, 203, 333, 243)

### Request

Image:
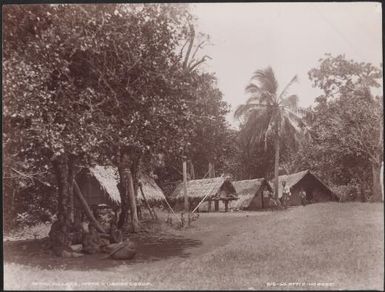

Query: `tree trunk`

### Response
(117, 147, 141, 233)
(371, 161, 382, 202)
(183, 159, 189, 212)
(52, 153, 71, 228)
(67, 156, 75, 224)
(51, 153, 72, 254)
(117, 165, 130, 230)
(273, 135, 280, 200)
(126, 169, 140, 232)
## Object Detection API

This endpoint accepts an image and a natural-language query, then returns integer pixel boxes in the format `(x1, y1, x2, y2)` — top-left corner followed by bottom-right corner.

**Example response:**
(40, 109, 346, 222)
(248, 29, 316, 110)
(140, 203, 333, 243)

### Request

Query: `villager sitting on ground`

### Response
(103, 239, 137, 260)
(69, 221, 84, 245)
(109, 222, 123, 244)
(269, 193, 282, 210)
(93, 204, 115, 232)
(82, 223, 103, 254)
(49, 217, 84, 258)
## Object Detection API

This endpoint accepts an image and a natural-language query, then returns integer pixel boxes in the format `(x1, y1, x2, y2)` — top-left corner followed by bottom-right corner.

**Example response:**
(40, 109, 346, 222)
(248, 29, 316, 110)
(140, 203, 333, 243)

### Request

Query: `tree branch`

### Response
(10, 167, 52, 187)
(189, 55, 211, 72)
(183, 24, 195, 69)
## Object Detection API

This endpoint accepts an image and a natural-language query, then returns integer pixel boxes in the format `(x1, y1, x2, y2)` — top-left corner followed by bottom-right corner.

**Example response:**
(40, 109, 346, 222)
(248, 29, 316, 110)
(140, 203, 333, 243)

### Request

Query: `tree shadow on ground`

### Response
(4, 231, 202, 271)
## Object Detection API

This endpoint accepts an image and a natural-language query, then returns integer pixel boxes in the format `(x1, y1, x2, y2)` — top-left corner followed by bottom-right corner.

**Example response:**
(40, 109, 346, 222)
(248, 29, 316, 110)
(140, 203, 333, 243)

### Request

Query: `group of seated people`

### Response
(49, 208, 136, 259)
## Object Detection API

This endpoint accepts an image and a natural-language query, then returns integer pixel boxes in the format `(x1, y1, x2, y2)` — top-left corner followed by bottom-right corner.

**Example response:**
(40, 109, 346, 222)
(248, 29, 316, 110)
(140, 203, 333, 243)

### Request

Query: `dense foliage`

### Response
(3, 4, 231, 230)
(288, 54, 383, 201)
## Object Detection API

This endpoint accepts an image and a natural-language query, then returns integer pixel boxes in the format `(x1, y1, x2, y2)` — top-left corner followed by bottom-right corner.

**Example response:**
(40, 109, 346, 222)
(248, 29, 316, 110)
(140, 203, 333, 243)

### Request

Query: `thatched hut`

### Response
(170, 177, 237, 212)
(269, 170, 336, 206)
(232, 178, 273, 210)
(74, 165, 167, 214)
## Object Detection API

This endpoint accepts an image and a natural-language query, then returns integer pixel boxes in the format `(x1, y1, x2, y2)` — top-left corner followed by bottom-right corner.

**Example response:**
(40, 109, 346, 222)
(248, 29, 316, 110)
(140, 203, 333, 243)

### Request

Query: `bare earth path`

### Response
(4, 202, 383, 290)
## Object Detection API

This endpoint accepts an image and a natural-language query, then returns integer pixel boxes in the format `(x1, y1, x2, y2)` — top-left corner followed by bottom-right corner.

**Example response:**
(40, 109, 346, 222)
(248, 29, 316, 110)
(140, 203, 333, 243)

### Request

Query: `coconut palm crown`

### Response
(234, 66, 310, 199)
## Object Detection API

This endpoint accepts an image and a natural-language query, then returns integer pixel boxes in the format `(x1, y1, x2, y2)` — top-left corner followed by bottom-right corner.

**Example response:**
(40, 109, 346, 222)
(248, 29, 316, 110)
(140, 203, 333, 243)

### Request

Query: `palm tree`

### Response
(235, 67, 310, 199)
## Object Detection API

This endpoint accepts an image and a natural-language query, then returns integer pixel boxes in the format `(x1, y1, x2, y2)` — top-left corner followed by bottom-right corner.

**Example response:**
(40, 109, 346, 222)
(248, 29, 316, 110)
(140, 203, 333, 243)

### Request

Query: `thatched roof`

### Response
(233, 193, 255, 210)
(233, 178, 272, 197)
(89, 165, 121, 203)
(171, 177, 237, 201)
(87, 165, 166, 204)
(269, 170, 332, 198)
(140, 173, 167, 203)
(232, 178, 272, 209)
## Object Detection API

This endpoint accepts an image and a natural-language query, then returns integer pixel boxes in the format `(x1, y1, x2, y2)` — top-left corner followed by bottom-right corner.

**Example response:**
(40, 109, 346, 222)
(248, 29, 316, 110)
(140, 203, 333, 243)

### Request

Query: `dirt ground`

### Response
(4, 203, 384, 290)
(3, 211, 257, 270)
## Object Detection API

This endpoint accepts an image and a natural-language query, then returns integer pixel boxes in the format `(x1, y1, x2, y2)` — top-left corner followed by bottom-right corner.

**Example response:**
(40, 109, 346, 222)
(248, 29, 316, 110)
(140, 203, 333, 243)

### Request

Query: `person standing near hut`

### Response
(299, 188, 307, 206)
(281, 181, 291, 208)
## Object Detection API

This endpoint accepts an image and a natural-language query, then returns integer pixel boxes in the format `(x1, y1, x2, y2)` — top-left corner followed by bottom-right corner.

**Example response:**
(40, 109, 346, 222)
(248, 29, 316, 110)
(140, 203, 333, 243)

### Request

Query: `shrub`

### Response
(330, 183, 360, 202)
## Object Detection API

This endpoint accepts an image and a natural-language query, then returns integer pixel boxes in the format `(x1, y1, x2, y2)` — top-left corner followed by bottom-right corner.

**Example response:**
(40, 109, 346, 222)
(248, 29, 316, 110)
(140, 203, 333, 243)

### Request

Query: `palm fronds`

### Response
(278, 75, 298, 100)
(236, 67, 310, 150)
(281, 94, 299, 111)
(250, 67, 279, 97)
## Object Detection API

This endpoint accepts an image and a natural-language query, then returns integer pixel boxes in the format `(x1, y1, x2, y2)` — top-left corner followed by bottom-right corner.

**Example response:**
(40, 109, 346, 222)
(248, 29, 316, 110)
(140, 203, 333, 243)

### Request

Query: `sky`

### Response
(190, 2, 383, 127)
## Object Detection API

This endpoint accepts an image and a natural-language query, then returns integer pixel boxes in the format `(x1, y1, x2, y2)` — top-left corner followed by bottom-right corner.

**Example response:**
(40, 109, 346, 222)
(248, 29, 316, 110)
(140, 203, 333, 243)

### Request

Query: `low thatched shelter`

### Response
(170, 177, 237, 212)
(269, 170, 336, 206)
(232, 178, 273, 210)
(74, 165, 167, 213)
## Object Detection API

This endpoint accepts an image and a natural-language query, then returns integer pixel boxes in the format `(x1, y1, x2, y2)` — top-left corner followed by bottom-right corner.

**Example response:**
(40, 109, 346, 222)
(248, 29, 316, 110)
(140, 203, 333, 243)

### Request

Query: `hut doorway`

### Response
(214, 200, 219, 212)
(306, 189, 313, 202)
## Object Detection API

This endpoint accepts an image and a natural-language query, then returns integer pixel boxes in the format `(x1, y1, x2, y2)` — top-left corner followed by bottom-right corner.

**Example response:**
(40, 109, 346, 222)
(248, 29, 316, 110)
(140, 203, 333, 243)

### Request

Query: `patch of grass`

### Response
(4, 202, 383, 290)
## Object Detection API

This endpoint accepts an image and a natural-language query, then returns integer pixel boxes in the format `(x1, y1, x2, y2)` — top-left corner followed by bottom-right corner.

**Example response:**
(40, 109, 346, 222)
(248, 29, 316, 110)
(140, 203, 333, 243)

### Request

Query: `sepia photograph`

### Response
(2, 2, 383, 290)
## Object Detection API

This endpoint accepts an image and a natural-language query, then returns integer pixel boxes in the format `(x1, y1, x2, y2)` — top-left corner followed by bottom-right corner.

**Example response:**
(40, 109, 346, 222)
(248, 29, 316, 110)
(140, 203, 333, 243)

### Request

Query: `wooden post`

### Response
(224, 200, 229, 212)
(183, 158, 189, 212)
(208, 200, 212, 212)
(189, 160, 195, 180)
(261, 189, 264, 209)
(139, 184, 158, 220)
(209, 162, 215, 213)
(208, 162, 213, 178)
(126, 169, 140, 232)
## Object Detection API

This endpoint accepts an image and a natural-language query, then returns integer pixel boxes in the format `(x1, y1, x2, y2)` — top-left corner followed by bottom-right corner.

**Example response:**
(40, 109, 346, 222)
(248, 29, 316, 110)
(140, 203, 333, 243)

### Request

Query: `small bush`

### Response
(331, 183, 360, 202)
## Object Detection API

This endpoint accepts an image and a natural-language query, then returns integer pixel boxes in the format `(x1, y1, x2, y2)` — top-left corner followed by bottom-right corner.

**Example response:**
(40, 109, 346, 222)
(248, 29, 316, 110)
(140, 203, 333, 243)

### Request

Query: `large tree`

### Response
(4, 3, 232, 239)
(234, 67, 309, 198)
(3, 3, 203, 240)
(306, 54, 383, 201)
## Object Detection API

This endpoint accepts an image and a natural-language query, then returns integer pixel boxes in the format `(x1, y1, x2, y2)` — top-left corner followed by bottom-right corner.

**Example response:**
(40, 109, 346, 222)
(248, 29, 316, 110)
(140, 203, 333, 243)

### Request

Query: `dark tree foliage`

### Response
(3, 4, 232, 230)
(289, 54, 383, 201)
